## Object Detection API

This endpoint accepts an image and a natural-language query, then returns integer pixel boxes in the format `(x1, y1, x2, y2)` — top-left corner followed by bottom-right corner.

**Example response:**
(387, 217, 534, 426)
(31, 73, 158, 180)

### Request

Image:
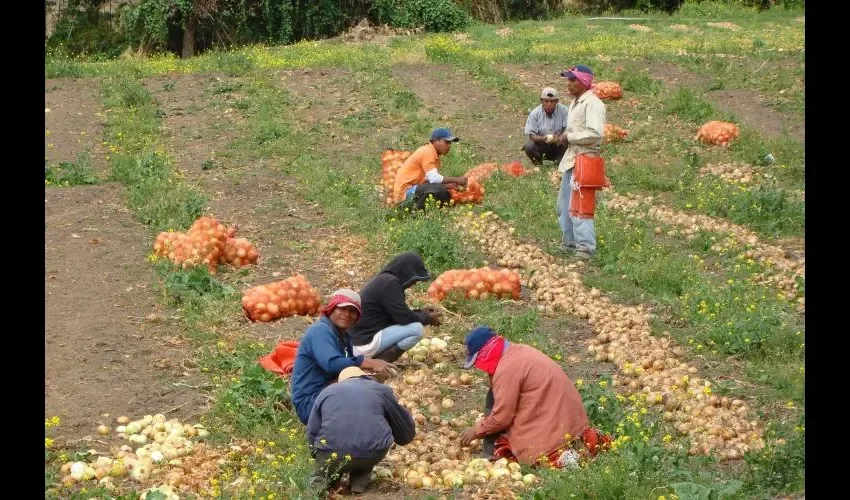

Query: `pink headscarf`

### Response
(570, 68, 594, 90)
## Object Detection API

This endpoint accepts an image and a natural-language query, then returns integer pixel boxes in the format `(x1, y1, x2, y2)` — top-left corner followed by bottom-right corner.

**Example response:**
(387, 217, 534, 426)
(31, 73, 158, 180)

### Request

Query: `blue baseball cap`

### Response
(430, 127, 460, 142)
(561, 64, 594, 79)
(462, 326, 496, 369)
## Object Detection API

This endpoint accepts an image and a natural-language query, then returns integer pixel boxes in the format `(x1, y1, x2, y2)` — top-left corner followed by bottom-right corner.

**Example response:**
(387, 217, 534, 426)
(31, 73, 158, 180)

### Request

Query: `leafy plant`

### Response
(664, 87, 715, 123)
(45, 152, 99, 186)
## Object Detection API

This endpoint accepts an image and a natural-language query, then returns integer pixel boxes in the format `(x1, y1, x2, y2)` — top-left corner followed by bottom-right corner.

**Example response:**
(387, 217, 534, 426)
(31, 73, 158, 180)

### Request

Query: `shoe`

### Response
(372, 345, 406, 363)
(350, 470, 372, 494)
(575, 250, 593, 261)
(560, 244, 577, 254)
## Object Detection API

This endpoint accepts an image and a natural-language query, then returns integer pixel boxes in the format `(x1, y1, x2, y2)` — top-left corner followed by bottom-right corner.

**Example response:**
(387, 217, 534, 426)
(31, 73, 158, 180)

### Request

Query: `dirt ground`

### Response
(390, 63, 528, 164)
(45, 79, 110, 177)
(497, 61, 805, 142)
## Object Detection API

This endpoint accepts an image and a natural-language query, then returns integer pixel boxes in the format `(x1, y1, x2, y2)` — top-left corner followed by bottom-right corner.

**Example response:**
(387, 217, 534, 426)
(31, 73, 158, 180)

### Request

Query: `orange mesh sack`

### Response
(695, 121, 740, 146)
(594, 82, 623, 100)
(428, 268, 521, 302)
(242, 274, 322, 322)
(381, 149, 412, 205)
(464, 163, 499, 181)
(449, 176, 485, 204)
(501, 161, 530, 177)
(569, 186, 597, 219)
(603, 123, 629, 143)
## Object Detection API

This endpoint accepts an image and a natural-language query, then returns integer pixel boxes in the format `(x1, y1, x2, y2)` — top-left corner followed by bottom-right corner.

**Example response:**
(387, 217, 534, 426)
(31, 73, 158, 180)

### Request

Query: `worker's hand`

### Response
(544, 134, 555, 144)
(444, 182, 458, 190)
(362, 358, 397, 377)
(459, 427, 478, 447)
(426, 309, 443, 327)
(459, 176, 469, 187)
(557, 133, 569, 146)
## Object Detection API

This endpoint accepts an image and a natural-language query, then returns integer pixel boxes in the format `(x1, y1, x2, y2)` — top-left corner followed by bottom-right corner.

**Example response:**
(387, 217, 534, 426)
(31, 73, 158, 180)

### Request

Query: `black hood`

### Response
(381, 252, 431, 289)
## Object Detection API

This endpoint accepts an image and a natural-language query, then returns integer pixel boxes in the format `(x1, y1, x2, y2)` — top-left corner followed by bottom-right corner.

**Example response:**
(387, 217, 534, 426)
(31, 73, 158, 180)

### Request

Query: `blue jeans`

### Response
(377, 323, 424, 353)
(556, 169, 597, 254)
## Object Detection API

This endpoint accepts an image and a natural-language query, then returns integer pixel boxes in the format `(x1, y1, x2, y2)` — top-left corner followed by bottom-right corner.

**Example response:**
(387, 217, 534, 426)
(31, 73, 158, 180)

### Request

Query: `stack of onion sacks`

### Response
(428, 267, 521, 302)
(593, 81, 623, 100)
(695, 121, 740, 146)
(381, 149, 412, 205)
(449, 177, 485, 204)
(153, 216, 228, 273)
(242, 274, 322, 322)
(603, 123, 629, 143)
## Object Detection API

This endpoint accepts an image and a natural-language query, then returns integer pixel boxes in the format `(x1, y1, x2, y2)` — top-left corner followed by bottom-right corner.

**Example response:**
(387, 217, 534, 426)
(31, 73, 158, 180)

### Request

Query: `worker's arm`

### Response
(472, 371, 522, 438)
(381, 385, 417, 445)
(312, 330, 364, 375)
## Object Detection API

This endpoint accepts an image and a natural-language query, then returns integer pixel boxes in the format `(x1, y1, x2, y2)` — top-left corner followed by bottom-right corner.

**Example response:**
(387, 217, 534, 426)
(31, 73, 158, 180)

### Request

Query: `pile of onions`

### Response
(59, 414, 209, 489)
(453, 210, 768, 460)
(449, 177, 485, 205)
(696, 121, 740, 146)
(381, 149, 412, 205)
(153, 217, 259, 273)
(242, 274, 322, 322)
(593, 81, 623, 101)
(405, 336, 452, 366)
(603, 123, 629, 143)
(428, 267, 521, 302)
(606, 191, 804, 306)
(380, 363, 540, 491)
(699, 162, 757, 185)
(464, 163, 499, 181)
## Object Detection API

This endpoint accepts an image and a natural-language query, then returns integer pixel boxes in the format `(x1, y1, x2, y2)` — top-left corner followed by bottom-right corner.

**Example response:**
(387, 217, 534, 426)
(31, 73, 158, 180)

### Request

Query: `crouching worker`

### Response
(392, 127, 468, 210)
(349, 252, 442, 363)
(458, 326, 612, 468)
(307, 366, 416, 494)
(290, 289, 396, 425)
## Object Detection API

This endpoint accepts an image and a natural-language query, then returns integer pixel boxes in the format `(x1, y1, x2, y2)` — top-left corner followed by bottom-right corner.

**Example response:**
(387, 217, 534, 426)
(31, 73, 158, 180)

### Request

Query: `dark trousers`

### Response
(482, 388, 499, 457)
(409, 183, 451, 210)
(312, 449, 387, 490)
(523, 140, 566, 165)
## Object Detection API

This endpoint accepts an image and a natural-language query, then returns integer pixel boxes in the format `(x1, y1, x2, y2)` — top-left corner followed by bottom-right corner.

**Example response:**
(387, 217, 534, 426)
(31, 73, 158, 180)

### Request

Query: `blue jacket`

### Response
(307, 376, 416, 459)
(290, 315, 364, 424)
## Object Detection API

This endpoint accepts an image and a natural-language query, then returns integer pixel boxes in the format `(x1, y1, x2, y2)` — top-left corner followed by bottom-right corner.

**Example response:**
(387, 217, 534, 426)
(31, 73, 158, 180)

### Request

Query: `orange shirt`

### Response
(393, 143, 440, 204)
(473, 343, 589, 464)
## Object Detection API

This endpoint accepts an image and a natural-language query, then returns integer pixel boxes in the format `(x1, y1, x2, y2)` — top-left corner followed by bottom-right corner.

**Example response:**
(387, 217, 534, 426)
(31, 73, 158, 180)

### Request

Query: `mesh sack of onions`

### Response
(381, 149, 412, 205)
(152, 216, 228, 273)
(593, 81, 623, 100)
(449, 177, 485, 205)
(500, 160, 530, 177)
(464, 163, 499, 181)
(220, 237, 260, 267)
(242, 274, 322, 322)
(428, 267, 521, 302)
(695, 121, 740, 146)
(603, 123, 629, 143)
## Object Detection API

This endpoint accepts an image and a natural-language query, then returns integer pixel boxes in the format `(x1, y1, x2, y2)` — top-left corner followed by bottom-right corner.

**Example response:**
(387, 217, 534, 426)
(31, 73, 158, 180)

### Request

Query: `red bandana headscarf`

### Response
(473, 335, 507, 375)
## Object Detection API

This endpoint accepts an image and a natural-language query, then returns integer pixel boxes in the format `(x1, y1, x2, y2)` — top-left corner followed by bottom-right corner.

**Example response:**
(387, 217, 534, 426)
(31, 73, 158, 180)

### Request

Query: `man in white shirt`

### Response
(522, 87, 569, 166)
(555, 64, 607, 261)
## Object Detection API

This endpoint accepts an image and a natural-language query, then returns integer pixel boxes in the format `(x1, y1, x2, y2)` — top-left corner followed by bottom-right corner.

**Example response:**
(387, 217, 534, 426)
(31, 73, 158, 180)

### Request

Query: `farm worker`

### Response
(307, 366, 416, 494)
(522, 87, 569, 166)
(458, 326, 611, 467)
(555, 64, 607, 261)
(349, 252, 443, 363)
(392, 127, 469, 210)
(290, 289, 397, 425)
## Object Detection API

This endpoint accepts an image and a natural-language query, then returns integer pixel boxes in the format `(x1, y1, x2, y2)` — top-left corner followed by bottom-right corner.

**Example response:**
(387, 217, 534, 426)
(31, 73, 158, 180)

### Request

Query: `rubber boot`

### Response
(349, 469, 372, 494)
(372, 345, 406, 363)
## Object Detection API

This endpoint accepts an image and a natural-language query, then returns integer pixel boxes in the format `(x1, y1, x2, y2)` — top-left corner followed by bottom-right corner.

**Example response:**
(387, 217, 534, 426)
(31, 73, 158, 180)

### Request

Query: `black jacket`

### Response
(306, 376, 416, 458)
(348, 252, 432, 346)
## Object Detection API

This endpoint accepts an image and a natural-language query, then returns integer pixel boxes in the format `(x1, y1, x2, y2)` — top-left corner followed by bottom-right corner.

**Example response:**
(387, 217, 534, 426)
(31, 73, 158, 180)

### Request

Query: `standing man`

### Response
(307, 366, 416, 494)
(555, 64, 606, 260)
(522, 87, 569, 166)
(392, 127, 468, 210)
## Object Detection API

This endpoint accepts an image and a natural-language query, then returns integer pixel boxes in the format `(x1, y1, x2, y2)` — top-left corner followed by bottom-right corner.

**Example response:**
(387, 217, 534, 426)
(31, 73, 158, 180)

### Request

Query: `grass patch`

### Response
(44, 151, 99, 186)
(664, 87, 715, 124)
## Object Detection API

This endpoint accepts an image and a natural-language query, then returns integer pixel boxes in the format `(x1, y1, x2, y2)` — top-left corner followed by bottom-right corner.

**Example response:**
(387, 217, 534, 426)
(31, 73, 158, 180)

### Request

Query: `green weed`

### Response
(664, 87, 715, 123)
(44, 151, 99, 186)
